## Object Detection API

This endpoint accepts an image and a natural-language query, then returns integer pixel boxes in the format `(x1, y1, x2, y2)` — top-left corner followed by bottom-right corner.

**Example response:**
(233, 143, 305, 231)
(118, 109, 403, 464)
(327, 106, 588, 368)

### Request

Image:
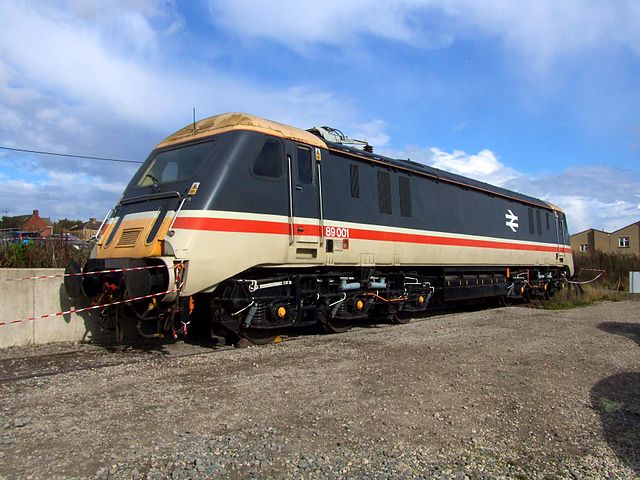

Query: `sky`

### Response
(0, 0, 639, 234)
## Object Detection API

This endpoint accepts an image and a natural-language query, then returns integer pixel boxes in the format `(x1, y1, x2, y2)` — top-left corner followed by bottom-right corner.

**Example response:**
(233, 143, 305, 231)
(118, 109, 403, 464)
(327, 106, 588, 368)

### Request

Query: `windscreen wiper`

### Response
(119, 190, 181, 205)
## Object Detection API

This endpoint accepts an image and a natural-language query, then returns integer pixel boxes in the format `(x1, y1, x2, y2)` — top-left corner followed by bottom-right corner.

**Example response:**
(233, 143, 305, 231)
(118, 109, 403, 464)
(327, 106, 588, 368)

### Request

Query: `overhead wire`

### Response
(0, 145, 142, 164)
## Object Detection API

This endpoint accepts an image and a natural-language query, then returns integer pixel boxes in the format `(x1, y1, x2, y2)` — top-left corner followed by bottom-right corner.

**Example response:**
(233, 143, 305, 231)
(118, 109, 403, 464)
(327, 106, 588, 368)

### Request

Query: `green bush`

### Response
(0, 241, 91, 268)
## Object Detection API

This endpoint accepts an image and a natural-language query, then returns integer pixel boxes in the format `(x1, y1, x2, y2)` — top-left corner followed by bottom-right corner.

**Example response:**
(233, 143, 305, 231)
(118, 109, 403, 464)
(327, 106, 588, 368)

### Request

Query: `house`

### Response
(69, 218, 102, 241)
(570, 221, 640, 256)
(570, 228, 611, 254)
(1, 209, 53, 238)
(611, 222, 640, 255)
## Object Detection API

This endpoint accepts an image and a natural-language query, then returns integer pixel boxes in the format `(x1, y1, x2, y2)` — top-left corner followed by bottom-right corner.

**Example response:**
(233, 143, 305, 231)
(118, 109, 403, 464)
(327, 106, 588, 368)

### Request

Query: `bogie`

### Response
(196, 267, 566, 345)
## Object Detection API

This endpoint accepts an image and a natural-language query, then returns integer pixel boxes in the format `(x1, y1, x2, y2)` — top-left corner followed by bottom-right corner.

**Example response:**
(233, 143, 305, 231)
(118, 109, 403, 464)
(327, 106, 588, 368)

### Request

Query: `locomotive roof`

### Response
(157, 112, 558, 212)
(157, 112, 327, 150)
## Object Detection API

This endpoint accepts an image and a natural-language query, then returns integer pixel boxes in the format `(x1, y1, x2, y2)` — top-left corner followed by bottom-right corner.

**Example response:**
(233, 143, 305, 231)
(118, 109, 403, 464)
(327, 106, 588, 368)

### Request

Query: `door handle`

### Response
(297, 226, 304, 233)
(295, 185, 303, 191)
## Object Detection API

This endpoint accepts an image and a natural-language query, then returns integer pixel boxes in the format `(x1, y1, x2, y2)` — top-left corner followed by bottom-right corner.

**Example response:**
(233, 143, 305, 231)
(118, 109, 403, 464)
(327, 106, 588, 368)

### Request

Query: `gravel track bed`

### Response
(1, 301, 639, 479)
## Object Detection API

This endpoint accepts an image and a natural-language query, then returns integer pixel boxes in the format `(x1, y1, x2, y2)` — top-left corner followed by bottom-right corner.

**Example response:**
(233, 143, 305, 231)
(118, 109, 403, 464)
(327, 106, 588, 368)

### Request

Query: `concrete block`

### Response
(0, 268, 110, 348)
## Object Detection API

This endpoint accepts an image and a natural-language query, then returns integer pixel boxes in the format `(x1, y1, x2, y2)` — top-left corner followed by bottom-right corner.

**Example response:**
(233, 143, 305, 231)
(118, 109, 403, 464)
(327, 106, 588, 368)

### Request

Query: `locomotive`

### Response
(65, 112, 573, 344)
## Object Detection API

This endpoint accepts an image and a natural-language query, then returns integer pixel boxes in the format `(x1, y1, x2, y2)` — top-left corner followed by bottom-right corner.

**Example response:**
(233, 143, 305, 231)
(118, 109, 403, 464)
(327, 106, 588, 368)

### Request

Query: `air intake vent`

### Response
(116, 227, 143, 248)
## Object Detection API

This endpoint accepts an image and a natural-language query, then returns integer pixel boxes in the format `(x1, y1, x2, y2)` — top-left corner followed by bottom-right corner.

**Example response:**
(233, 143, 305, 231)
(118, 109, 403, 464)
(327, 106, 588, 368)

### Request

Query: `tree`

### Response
(0, 215, 22, 230)
(53, 218, 84, 234)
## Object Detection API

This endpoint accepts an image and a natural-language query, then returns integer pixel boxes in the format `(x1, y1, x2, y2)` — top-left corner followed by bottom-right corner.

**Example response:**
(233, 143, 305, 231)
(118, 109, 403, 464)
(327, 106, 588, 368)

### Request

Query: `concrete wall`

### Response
(0, 269, 106, 348)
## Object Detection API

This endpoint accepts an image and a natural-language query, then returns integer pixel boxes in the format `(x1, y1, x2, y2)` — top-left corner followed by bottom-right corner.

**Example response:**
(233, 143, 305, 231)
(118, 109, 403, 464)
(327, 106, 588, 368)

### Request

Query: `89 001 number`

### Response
(325, 226, 349, 238)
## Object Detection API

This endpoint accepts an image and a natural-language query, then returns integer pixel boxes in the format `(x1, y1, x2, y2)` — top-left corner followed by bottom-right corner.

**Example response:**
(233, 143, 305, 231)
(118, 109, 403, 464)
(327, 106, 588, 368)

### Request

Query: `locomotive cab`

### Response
(65, 114, 331, 341)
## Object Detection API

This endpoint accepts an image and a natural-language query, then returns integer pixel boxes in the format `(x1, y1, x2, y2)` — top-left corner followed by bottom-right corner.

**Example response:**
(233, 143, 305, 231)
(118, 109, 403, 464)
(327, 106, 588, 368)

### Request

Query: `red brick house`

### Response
(6, 210, 53, 238)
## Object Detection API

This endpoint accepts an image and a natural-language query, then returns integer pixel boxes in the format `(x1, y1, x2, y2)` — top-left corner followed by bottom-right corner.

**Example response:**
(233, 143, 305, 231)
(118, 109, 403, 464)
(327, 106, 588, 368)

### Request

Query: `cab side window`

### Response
(253, 139, 283, 179)
(297, 146, 313, 184)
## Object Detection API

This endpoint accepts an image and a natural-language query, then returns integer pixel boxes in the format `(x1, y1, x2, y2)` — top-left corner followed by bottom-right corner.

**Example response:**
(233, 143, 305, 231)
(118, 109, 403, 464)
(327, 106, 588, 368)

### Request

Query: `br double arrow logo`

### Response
(505, 210, 519, 232)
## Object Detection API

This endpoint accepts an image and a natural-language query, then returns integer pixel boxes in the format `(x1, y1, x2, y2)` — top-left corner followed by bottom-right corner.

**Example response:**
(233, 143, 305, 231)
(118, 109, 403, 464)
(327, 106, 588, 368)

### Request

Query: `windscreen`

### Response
(136, 140, 216, 188)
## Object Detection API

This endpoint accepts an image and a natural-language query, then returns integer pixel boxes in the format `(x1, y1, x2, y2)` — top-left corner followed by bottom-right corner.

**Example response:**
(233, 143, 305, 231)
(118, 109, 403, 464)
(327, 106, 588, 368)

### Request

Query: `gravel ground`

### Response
(1, 301, 640, 479)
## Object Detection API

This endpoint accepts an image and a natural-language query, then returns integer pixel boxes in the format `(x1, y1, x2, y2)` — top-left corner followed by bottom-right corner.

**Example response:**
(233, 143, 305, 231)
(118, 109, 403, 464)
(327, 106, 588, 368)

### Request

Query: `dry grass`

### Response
(574, 251, 640, 290)
(544, 284, 635, 310)
(544, 250, 640, 309)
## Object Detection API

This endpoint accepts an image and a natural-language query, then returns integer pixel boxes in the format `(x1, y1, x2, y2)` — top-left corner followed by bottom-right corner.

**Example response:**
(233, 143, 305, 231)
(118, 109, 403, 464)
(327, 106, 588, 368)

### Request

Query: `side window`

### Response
(252, 139, 283, 179)
(297, 146, 313, 185)
(528, 208, 534, 234)
(545, 212, 550, 230)
(536, 210, 542, 235)
(399, 176, 412, 217)
(350, 164, 360, 198)
(377, 170, 392, 214)
(559, 213, 567, 243)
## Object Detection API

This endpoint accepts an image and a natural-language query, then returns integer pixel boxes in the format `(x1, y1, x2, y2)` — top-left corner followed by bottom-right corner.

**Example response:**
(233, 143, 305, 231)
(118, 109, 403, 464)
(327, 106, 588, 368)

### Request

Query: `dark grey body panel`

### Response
(115, 130, 569, 246)
(321, 152, 564, 244)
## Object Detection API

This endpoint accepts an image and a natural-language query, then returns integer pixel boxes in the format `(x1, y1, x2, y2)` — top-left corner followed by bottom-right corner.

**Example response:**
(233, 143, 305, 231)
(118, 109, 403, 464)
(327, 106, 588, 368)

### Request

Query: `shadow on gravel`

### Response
(591, 372, 640, 474)
(597, 322, 640, 347)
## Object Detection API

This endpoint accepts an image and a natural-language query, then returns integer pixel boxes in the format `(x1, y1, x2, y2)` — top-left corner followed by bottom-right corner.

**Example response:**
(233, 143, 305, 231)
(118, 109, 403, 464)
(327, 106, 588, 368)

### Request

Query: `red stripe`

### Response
(349, 227, 570, 253)
(173, 217, 290, 235)
(174, 216, 572, 254)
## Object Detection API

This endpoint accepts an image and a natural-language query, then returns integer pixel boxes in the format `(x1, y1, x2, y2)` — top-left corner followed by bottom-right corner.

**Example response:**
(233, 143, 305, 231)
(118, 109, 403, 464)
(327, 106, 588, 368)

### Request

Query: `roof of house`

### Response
(570, 228, 608, 237)
(84, 219, 102, 230)
(570, 221, 640, 237)
(611, 221, 640, 234)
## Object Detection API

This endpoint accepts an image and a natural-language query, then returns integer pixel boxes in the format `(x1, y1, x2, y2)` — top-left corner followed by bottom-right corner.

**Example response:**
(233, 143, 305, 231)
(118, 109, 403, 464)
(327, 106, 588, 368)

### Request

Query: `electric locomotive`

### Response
(65, 113, 573, 344)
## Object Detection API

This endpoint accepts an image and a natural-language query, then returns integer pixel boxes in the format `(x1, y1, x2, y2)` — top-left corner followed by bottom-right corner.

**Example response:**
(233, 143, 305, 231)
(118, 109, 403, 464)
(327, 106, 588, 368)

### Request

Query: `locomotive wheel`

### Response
(388, 305, 411, 325)
(391, 310, 411, 325)
(240, 327, 278, 345)
(318, 310, 353, 334)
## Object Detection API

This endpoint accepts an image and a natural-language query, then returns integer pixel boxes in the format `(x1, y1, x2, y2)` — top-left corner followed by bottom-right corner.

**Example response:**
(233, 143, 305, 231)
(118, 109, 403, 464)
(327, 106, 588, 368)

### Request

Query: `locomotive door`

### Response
(287, 144, 323, 252)
(555, 212, 565, 263)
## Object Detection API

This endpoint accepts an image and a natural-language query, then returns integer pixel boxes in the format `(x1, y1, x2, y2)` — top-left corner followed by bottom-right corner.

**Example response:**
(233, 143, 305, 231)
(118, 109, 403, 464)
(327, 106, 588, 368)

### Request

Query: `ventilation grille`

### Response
(377, 171, 391, 214)
(399, 176, 412, 217)
(350, 164, 360, 198)
(116, 227, 143, 248)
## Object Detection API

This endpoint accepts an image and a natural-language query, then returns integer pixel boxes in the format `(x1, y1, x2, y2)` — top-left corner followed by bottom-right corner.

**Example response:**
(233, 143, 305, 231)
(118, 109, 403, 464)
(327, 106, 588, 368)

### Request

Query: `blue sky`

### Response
(0, 0, 639, 233)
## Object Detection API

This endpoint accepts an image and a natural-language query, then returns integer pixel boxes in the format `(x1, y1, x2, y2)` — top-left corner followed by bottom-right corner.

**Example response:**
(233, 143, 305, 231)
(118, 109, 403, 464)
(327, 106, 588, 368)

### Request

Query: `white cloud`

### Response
(351, 120, 391, 147)
(0, 1, 357, 145)
(0, 171, 130, 220)
(550, 196, 638, 233)
(383, 144, 519, 186)
(208, 1, 443, 51)
(0, 0, 637, 232)
(208, 0, 640, 68)
(0, 0, 368, 220)
(384, 144, 640, 234)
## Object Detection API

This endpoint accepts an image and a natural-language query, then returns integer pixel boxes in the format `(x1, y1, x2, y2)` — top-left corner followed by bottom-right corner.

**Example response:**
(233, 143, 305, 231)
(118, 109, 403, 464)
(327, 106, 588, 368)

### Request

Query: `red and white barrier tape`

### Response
(566, 269, 605, 285)
(0, 284, 183, 327)
(2, 264, 168, 283)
